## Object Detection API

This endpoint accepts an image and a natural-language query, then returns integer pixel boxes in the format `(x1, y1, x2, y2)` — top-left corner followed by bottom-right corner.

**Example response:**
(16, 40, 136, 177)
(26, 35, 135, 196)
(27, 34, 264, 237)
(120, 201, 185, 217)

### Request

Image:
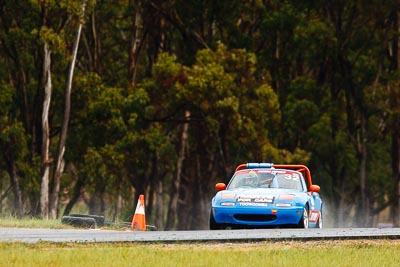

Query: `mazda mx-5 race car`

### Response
(210, 163, 322, 229)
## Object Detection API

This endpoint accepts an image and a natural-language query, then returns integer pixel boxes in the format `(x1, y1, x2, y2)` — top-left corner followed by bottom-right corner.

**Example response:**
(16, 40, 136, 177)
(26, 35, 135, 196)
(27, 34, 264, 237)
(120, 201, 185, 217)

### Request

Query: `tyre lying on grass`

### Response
(69, 214, 105, 227)
(61, 216, 97, 228)
(61, 213, 158, 230)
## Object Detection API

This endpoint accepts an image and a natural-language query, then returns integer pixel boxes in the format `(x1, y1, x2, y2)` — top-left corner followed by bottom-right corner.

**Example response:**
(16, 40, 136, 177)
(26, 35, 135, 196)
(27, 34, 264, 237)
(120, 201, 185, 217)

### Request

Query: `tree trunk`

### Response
(88, 179, 106, 215)
(40, 43, 52, 219)
(62, 163, 83, 216)
(166, 110, 190, 230)
(146, 153, 158, 223)
(155, 179, 164, 230)
(49, 1, 87, 219)
(63, 179, 84, 216)
(91, 12, 102, 74)
(82, 11, 102, 74)
(114, 191, 122, 221)
(389, 3, 400, 228)
(393, 128, 400, 227)
(189, 163, 207, 230)
(112, 173, 123, 221)
(359, 115, 369, 226)
(8, 160, 23, 218)
(127, 0, 144, 90)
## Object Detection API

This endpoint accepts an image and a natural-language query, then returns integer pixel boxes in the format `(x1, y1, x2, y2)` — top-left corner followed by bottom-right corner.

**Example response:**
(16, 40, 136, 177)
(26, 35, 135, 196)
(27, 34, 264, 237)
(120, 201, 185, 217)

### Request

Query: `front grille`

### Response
(234, 214, 276, 222)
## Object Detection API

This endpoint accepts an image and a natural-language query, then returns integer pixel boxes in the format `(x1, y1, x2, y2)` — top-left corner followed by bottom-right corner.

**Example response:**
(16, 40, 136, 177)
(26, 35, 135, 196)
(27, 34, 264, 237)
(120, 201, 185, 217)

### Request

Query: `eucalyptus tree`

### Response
(157, 44, 291, 229)
(0, 0, 48, 216)
(0, 0, 94, 218)
(373, 1, 400, 227)
(235, 0, 398, 227)
(0, 84, 27, 218)
(47, 0, 88, 219)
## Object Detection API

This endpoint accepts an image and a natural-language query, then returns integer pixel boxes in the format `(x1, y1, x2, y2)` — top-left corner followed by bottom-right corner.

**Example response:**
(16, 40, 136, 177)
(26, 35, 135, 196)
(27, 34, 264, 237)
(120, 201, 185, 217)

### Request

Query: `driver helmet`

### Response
(244, 171, 258, 186)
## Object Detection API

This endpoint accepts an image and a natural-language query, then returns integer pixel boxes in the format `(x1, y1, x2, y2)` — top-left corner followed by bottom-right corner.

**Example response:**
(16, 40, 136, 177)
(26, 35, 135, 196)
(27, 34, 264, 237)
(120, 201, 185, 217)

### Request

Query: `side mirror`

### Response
(215, 183, 226, 191)
(310, 184, 320, 193)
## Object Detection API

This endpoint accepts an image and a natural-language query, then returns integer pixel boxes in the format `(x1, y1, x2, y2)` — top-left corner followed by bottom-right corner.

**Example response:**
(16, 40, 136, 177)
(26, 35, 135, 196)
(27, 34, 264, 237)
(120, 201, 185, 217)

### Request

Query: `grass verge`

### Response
(1, 240, 400, 267)
(0, 216, 129, 230)
(0, 216, 68, 229)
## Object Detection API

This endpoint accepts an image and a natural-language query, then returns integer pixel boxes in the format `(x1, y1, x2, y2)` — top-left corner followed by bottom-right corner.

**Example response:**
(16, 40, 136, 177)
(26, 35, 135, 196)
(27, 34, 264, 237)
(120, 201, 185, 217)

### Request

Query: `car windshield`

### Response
(228, 170, 304, 191)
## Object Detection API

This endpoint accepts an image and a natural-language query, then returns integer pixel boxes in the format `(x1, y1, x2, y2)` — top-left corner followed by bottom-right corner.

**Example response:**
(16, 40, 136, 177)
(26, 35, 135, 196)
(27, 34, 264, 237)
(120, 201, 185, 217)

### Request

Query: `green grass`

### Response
(0, 216, 68, 229)
(0, 240, 400, 267)
(0, 216, 129, 230)
(0, 218, 399, 266)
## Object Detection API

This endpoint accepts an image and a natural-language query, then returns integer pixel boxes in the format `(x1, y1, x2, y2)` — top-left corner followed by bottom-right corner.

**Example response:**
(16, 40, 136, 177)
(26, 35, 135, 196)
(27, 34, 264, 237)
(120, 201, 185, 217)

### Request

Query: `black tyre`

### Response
(298, 206, 309, 228)
(146, 225, 158, 231)
(61, 216, 96, 228)
(209, 210, 220, 230)
(69, 214, 105, 227)
(317, 211, 323, 228)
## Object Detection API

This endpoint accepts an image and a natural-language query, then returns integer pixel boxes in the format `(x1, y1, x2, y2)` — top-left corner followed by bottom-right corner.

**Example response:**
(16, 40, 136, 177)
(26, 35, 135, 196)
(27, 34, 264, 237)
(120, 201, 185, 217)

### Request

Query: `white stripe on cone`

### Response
(135, 202, 145, 215)
(131, 194, 146, 231)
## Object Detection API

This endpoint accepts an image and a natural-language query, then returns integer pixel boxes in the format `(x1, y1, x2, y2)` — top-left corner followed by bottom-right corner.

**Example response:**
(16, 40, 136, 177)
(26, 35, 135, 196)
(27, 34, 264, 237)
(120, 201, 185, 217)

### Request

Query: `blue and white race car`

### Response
(210, 163, 322, 229)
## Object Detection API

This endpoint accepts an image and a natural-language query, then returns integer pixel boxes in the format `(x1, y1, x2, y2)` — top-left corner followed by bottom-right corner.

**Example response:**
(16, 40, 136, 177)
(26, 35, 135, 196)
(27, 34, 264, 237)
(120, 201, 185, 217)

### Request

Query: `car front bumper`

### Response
(211, 205, 305, 227)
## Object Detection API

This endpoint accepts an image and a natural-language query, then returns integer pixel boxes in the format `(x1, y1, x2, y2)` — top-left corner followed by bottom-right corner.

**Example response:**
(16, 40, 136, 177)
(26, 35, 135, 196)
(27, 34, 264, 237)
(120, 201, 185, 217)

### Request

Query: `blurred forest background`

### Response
(1, 0, 400, 229)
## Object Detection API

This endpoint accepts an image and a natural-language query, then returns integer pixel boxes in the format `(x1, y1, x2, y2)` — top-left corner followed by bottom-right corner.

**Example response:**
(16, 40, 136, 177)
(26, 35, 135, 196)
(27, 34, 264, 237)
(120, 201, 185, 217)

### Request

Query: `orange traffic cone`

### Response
(131, 194, 146, 231)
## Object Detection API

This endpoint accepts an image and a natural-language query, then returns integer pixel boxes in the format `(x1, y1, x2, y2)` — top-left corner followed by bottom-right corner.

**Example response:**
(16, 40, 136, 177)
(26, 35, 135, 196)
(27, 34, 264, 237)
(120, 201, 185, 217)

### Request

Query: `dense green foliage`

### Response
(0, 0, 399, 229)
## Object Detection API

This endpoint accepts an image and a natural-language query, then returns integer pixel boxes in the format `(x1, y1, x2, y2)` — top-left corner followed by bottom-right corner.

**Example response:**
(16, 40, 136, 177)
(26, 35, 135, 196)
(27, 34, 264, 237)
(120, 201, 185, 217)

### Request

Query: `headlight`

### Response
(220, 202, 235, 206)
(221, 193, 236, 199)
(278, 194, 295, 200)
(275, 203, 292, 207)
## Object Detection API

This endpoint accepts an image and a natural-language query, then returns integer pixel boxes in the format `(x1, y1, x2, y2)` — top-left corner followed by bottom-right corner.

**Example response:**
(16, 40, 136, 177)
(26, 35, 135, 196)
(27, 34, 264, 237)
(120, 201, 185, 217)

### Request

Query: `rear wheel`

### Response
(298, 207, 309, 228)
(317, 211, 323, 228)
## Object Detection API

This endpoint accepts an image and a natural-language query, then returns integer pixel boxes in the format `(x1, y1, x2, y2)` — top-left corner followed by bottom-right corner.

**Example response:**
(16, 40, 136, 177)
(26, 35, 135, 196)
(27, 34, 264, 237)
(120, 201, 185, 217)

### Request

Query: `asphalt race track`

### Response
(1, 228, 400, 243)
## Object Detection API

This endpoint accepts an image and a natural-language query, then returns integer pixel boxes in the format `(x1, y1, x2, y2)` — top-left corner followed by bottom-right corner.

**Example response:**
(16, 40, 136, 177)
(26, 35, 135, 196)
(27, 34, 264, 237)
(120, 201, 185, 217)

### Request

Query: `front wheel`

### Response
(209, 210, 220, 230)
(298, 207, 309, 228)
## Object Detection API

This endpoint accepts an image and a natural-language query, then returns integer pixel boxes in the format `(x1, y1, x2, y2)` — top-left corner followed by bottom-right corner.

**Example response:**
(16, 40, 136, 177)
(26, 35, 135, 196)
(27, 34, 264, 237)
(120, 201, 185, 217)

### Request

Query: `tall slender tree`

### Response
(49, 0, 87, 219)
(40, 42, 52, 219)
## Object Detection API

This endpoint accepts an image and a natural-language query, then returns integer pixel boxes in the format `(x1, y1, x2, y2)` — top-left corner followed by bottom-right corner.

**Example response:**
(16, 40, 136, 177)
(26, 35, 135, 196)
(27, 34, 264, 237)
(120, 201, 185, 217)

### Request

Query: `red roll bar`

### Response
(234, 163, 314, 189)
